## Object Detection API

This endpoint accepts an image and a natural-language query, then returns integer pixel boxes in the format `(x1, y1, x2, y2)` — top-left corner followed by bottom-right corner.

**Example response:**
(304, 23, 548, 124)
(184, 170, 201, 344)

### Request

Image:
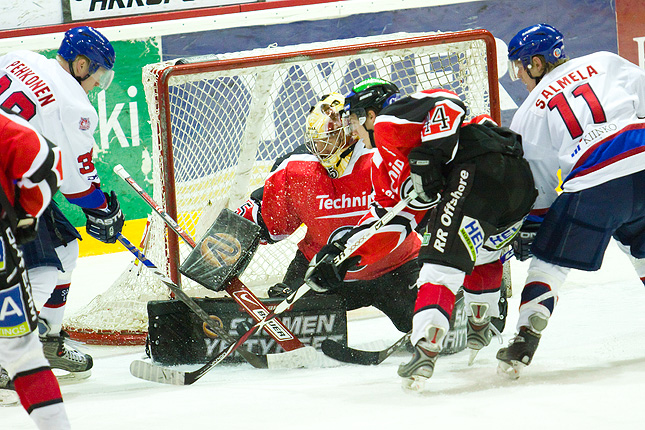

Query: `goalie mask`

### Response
(305, 93, 357, 178)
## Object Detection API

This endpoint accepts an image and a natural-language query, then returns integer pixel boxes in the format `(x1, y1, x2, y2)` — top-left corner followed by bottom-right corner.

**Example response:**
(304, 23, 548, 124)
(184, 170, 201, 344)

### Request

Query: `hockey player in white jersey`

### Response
(498, 24, 645, 378)
(0, 26, 124, 378)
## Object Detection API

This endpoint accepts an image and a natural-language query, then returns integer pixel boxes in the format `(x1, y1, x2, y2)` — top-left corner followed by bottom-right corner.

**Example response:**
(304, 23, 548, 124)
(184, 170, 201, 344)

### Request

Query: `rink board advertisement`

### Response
(0, 0, 624, 256)
(146, 295, 347, 365)
(65, 0, 257, 21)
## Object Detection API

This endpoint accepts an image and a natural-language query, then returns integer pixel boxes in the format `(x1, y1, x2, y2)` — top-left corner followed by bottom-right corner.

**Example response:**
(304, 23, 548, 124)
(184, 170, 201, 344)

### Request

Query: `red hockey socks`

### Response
(415, 282, 456, 321)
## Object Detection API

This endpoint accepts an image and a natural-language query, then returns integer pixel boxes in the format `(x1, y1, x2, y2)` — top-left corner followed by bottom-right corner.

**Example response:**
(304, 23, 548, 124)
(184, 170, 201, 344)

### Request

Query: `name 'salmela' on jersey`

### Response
(534, 64, 599, 109)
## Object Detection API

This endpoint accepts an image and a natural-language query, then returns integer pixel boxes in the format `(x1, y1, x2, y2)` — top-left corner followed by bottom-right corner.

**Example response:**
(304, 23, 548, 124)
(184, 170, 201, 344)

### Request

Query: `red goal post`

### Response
(64, 29, 500, 344)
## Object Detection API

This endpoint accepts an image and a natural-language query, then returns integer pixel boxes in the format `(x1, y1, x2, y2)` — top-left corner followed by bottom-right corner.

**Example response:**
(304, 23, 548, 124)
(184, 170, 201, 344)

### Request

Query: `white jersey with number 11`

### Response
(510, 51, 645, 212)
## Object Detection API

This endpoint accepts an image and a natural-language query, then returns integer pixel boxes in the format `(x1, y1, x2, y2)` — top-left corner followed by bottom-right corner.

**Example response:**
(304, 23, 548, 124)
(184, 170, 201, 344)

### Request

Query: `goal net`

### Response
(64, 29, 500, 344)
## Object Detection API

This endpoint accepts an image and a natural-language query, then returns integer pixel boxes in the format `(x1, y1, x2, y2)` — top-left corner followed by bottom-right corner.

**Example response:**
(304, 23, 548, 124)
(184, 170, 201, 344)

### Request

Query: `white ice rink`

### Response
(3, 240, 645, 429)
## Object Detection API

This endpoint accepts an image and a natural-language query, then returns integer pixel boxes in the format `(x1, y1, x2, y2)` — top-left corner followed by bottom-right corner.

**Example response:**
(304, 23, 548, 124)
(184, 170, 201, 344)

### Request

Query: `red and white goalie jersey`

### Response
(237, 140, 420, 281)
(345, 89, 492, 265)
(0, 108, 63, 218)
(0, 50, 106, 210)
(510, 51, 645, 213)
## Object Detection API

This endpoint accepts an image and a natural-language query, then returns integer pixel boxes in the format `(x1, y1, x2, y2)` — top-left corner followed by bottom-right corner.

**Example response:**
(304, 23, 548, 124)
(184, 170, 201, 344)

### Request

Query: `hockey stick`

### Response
(211, 190, 426, 366)
(185, 286, 318, 384)
(314, 190, 442, 365)
(117, 234, 315, 385)
(321, 331, 411, 365)
(328, 190, 422, 268)
(113, 164, 304, 352)
(115, 233, 268, 369)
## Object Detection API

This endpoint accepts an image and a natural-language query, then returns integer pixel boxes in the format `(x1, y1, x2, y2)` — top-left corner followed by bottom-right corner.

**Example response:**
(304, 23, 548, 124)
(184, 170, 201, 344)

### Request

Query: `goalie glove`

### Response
(408, 146, 444, 204)
(305, 241, 361, 293)
(511, 219, 541, 261)
(82, 190, 124, 244)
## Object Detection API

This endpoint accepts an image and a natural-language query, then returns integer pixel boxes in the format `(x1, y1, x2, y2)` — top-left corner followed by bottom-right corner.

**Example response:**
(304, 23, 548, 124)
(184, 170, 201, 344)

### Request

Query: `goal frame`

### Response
(150, 29, 500, 285)
(64, 29, 500, 344)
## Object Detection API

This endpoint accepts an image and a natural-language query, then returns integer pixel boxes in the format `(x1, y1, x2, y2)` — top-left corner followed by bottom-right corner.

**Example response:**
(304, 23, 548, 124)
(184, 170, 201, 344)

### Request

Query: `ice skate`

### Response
(41, 332, 93, 381)
(466, 302, 493, 365)
(0, 366, 18, 407)
(398, 326, 445, 391)
(496, 313, 548, 379)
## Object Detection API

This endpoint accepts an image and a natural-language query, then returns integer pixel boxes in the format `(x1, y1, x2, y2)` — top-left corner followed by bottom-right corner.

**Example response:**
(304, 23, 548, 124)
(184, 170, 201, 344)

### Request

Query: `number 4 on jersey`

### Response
(421, 99, 465, 141)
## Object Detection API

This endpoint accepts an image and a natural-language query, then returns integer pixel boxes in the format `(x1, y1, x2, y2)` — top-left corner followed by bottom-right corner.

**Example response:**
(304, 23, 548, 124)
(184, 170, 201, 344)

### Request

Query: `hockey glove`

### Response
(15, 216, 38, 245)
(511, 220, 541, 261)
(408, 146, 444, 204)
(305, 241, 361, 293)
(82, 191, 125, 244)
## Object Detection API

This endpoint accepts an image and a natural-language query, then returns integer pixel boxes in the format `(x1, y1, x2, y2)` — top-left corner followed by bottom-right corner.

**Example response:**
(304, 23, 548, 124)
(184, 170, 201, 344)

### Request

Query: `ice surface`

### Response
(3, 240, 644, 429)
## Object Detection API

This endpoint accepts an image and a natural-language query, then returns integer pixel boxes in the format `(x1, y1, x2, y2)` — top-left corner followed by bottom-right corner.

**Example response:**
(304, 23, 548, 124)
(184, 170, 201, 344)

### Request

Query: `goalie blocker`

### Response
(179, 209, 260, 292)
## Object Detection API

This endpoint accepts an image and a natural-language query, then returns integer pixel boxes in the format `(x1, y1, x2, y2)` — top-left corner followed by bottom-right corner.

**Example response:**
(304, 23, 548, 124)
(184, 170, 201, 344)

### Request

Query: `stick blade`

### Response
(266, 346, 318, 369)
(321, 339, 381, 365)
(321, 332, 412, 366)
(130, 360, 187, 385)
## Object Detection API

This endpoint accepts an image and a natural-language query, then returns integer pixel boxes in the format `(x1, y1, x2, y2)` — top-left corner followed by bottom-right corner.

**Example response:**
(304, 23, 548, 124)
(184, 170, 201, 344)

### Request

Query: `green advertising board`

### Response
(43, 38, 161, 233)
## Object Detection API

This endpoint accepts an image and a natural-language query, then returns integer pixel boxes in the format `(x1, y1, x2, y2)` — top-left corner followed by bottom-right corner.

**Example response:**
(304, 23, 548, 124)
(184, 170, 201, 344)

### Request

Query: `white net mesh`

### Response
(64, 30, 498, 343)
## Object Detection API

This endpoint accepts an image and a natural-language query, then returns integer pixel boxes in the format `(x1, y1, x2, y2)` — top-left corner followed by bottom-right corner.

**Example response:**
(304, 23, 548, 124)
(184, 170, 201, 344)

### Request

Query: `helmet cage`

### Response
(305, 93, 355, 176)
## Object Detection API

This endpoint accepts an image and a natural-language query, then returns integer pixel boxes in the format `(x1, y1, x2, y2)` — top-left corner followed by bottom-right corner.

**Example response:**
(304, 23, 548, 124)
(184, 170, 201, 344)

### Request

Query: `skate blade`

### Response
(496, 360, 523, 380)
(467, 348, 480, 366)
(401, 375, 428, 392)
(53, 369, 91, 384)
(0, 388, 19, 407)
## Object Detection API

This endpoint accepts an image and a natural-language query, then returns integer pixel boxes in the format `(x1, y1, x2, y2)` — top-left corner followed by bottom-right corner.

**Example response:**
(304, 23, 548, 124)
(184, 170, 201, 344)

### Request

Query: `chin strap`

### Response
(67, 60, 90, 85)
(527, 65, 546, 86)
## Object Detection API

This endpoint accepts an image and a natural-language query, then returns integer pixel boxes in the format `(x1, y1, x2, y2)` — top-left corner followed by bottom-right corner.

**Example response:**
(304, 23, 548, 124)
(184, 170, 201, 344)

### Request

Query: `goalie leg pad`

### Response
(147, 295, 347, 366)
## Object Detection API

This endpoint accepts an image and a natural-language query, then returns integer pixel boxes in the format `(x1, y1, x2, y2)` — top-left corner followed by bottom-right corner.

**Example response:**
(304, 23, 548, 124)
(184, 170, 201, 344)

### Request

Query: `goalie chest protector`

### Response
(146, 295, 347, 365)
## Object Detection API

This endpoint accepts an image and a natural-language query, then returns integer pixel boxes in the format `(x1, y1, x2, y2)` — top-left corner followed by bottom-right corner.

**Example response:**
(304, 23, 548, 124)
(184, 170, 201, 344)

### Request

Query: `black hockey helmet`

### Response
(343, 78, 399, 121)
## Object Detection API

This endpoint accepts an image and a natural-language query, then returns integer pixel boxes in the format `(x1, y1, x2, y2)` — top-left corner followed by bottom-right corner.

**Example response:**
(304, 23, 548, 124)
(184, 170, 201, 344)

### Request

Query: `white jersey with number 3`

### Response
(510, 51, 645, 212)
(0, 50, 106, 209)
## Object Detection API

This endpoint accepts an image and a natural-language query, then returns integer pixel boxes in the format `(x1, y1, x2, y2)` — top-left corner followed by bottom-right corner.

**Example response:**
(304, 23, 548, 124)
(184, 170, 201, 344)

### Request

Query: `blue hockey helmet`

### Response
(58, 26, 115, 89)
(507, 24, 566, 80)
